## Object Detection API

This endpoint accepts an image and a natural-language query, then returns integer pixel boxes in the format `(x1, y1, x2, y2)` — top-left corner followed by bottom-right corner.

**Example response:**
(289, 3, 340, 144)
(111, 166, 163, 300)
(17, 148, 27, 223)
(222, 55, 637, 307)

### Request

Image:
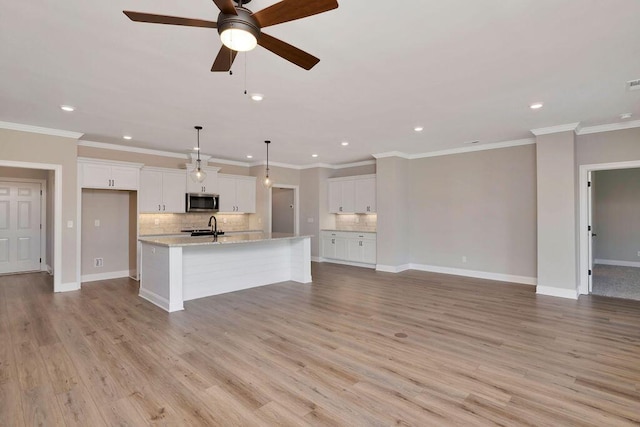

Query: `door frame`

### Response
(0, 160, 62, 291)
(578, 159, 640, 295)
(267, 184, 299, 235)
(0, 178, 47, 273)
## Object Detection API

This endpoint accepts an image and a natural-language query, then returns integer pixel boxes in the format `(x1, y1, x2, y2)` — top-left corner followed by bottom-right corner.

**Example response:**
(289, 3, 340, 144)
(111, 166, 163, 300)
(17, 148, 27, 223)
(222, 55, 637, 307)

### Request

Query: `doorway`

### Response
(0, 180, 43, 274)
(579, 159, 640, 297)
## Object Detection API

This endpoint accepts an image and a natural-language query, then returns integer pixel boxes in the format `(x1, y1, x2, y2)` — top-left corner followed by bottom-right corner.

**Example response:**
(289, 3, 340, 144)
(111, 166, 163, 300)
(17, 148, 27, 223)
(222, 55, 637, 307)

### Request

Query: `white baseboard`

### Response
(43, 264, 53, 275)
(311, 256, 323, 262)
(536, 286, 579, 300)
(319, 258, 376, 269)
(138, 288, 183, 312)
(594, 259, 640, 268)
(81, 270, 130, 283)
(376, 264, 411, 273)
(55, 282, 80, 292)
(410, 263, 537, 286)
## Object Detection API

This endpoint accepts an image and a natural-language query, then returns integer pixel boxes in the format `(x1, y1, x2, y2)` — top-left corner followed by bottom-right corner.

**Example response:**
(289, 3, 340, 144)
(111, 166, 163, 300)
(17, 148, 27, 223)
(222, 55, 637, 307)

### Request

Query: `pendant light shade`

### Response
(263, 140, 272, 189)
(190, 126, 207, 184)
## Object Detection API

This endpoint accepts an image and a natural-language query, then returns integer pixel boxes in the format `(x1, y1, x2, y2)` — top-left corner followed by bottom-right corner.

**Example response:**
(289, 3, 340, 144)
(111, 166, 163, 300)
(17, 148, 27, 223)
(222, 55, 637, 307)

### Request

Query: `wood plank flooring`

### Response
(1, 263, 639, 426)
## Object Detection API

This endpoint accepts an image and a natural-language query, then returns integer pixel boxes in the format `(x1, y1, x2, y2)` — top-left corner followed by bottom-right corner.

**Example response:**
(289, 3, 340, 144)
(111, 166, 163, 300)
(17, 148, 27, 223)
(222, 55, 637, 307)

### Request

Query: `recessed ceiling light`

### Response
(246, 155, 253, 159)
(250, 94, 264, 101)
(312, 154, 319, 158)
(60, 105, 75, 112)
(530, 102, 544, 110)
(123, 135, 132, 140)
(414, 126, 424, 132)
(620, 113, 632, 120)
(341, 141, 349, 146)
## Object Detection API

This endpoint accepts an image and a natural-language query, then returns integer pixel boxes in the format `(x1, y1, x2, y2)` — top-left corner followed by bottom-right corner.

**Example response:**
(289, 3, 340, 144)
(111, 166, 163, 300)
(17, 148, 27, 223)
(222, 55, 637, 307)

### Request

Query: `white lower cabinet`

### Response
(320, 231, 376, 266)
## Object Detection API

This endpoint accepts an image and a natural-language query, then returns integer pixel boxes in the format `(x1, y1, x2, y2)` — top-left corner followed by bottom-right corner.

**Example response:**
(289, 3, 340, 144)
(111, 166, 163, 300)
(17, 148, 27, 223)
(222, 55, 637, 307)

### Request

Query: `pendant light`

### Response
(190, 126, 207, 183)
(263, 140, 272, 189)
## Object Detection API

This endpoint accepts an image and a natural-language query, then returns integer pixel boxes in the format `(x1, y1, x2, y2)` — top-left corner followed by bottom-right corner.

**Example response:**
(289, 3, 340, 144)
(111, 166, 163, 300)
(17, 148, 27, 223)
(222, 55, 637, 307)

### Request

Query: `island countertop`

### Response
(139, 232, 311, 247)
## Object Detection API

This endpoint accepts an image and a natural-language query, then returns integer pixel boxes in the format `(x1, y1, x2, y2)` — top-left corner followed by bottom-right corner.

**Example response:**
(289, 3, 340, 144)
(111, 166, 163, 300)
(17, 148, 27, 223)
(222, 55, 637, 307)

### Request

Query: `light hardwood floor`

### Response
(1, 263, 639, 426)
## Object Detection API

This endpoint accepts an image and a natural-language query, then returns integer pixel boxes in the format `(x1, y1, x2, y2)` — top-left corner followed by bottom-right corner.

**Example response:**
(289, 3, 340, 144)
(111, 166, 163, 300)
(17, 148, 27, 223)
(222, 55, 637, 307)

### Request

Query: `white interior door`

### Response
(587, 171, 594, 293)
(0, 181, 42, 274)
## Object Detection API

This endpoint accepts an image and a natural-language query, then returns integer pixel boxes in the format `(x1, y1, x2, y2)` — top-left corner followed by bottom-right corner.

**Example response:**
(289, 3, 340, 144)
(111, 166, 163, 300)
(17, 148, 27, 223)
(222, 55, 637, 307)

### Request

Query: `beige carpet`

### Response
(592, 264, 640, 301)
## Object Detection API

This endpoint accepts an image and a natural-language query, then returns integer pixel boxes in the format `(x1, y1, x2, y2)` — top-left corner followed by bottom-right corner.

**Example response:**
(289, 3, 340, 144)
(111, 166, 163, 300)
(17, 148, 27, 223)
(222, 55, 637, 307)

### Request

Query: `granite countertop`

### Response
(139, 232, 311, 247)
(139, 230, 264, 238)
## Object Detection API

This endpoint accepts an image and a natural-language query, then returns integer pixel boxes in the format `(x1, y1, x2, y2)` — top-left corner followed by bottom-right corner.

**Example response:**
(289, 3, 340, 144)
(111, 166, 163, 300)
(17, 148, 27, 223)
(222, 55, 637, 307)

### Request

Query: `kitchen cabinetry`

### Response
(328, 174, 376, 213)
(218, 174, 256, 213)
(79, 158, 141, 190)
(320, 231, 376, 266)
(140, 168, 186, 213)
(186, 166, 220, 194)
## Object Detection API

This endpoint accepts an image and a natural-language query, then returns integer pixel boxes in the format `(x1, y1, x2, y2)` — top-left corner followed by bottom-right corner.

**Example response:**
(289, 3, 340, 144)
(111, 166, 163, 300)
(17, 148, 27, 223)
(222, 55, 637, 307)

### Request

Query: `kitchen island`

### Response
(139, 233, 312, 312)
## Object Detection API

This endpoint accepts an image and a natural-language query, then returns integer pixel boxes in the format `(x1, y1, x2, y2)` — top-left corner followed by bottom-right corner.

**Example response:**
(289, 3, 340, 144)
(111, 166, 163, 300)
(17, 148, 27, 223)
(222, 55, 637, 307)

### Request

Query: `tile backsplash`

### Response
(335, 214, 377, 232)
(139, 213, 252, 235)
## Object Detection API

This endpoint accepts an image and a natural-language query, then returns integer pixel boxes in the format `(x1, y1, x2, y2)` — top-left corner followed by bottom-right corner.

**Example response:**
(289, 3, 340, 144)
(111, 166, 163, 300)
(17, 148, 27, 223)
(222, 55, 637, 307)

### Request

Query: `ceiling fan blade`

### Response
(212, 0, 237, 15)
(211, 45, 238, 72)
(252, 0, 338, 28)
(258, 32, 320, 70)
(123, 11, 217, 28)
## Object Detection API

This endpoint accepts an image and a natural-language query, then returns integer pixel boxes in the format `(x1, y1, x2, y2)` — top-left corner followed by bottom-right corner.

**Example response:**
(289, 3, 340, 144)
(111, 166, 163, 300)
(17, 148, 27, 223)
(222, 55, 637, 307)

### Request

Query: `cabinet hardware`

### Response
(331, 239, 335, 244)
(163, 204, 166, 211)
(158, 204, 161, 211)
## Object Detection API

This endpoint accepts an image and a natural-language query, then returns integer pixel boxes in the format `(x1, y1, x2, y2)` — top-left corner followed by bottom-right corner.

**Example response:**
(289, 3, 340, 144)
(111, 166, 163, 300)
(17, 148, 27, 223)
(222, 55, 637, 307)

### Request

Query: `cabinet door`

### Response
(341, 180, 356, 213)
(362, 239, 377, 264)
(347, 238, 362, 262)
(320, 235, 336, 259)
(186, 169, 218, 194)
(355, 177, 376, 213)
(217, 176, 236, 212)
(139, 170, 163, 212)
(335, 237, 348, 260)
(328, 181, 342, 213)
(235, 178, 256, 213)
(162, 172, 186, 213)
(81, 163, 111, 189)
(111, 166, 139, 190)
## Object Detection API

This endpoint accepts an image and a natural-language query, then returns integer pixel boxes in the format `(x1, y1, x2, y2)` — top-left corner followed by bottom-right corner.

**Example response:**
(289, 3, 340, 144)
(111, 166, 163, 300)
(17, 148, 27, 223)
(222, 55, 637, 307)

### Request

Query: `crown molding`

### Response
(0, 121, 83, 139)
(576, 119, 640, 135)
(248, 159, 376, 170)
(530, 122, 581, 136)
(408, 138, 535, 159)
(372, 151, 411, 159)
(79, 140, 188, 159)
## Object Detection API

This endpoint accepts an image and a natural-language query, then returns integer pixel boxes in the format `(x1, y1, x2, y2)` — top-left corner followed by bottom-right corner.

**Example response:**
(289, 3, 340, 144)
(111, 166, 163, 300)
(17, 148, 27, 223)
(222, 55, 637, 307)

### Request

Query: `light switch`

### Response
(307, 217, 314, 223)
(67, 220, 73, 228)
(94, 219, 100, 227)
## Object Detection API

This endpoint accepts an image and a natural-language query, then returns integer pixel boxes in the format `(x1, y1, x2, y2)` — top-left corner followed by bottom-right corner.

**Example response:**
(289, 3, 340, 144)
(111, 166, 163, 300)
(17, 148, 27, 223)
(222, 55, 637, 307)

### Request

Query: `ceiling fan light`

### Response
(220, 28, 257, 52)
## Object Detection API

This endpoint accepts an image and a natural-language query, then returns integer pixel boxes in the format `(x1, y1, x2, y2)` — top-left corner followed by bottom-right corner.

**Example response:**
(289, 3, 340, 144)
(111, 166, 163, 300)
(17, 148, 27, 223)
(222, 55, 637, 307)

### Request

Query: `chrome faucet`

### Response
(208, 215, 217, 237)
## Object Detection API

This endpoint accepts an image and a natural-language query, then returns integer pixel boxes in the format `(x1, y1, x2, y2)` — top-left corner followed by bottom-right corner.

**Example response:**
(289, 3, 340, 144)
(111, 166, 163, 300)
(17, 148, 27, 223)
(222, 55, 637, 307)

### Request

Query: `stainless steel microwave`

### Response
(186, 193, 219, 212)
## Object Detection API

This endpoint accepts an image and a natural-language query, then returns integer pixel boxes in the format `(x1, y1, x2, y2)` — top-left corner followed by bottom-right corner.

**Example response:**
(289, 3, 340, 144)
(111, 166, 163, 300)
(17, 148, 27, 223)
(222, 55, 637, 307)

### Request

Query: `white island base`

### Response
(139, 234, 312, 312)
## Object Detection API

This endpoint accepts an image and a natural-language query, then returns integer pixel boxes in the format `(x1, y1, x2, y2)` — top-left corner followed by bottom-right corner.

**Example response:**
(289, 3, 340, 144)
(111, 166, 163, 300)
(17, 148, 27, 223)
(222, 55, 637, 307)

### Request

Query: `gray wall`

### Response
(376, 156, 410, 267)
(81, 189, 132, 277)
(593, 168, 640, 263)
(408, 144, 537, 277)
(577, 127, 640, 165)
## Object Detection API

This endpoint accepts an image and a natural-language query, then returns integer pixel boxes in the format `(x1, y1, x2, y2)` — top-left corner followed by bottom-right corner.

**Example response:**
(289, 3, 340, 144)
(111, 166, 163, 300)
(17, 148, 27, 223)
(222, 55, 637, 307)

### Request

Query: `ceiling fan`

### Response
(124, 0, 338, 72)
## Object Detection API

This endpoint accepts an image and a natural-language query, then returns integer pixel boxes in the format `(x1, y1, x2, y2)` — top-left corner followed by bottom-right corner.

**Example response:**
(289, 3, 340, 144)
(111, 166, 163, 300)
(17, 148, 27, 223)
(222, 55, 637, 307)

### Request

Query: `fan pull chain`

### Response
(229, 47, 233, 75)
(244, 52, 248, 95)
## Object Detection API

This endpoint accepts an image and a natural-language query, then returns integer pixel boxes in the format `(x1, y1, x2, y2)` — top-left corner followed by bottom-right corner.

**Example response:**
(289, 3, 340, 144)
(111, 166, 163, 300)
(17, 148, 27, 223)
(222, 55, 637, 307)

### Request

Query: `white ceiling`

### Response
(1, 0, 639, 166)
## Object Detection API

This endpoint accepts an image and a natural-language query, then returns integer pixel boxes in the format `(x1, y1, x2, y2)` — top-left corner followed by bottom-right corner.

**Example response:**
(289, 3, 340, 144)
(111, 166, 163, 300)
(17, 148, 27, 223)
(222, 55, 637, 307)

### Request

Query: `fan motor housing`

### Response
(217, 7, 261, 41)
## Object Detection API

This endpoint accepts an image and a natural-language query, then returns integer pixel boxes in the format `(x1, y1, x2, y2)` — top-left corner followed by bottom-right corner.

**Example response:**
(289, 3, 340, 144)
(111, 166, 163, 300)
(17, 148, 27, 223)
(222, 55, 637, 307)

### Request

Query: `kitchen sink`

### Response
(190, 231, 225, 237)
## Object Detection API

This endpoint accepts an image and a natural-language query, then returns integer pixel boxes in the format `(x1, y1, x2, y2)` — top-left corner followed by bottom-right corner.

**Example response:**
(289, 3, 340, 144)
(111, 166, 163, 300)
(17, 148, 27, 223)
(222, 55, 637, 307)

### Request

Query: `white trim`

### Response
(536, 286, 579, 300)
(321, 258, 376, 269)
(0, 160, 63, 292)
(410, 264, 537, 286)
(0, 121, 83, 139)
(578, 159, 640, 295)
(333, 160, 376, 169)
(56, 282, 80, 292)
(327, 174, 376, 183)
(77, 156, 144, 168)
(81, 270, 131, 283)
(577, 119, 640, 135)
(311, 256, 323, 262)
(250, 159, 377, 170)
(373, 138, 535, 160)
(530, 122, 581, 136)
(138, 287, 172, 312)
(267, 184, 299, 235)
(375, 264, 411, 273)
(44, 264, 52, 274)
(594, 259, 640, 268)
(80, 140, 189, 160)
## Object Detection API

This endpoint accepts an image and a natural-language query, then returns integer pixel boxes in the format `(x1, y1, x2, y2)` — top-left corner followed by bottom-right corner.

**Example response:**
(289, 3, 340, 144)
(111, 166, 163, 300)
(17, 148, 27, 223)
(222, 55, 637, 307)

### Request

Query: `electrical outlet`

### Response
(307, 217, 314, 223)
(462, 256, 467, 263)
(94, 219, 100, 227)
(154, 218, 160, 225)
(94, 258, 104, 267)
(223, 218, 227, 224)
(355, 216, 360, 223)
(637, 251, 640, 257)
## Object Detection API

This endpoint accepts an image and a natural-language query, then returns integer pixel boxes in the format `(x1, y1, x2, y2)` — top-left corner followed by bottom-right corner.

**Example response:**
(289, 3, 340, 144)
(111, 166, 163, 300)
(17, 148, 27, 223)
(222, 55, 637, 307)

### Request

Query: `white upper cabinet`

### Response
(218, 174, 256, 213)
(185, 166, 220, 194)
(79, 159, 141, 190)
(328, 174, 376, 214)
(140, 168, 186, 213)
(355, 176, 376, 213)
